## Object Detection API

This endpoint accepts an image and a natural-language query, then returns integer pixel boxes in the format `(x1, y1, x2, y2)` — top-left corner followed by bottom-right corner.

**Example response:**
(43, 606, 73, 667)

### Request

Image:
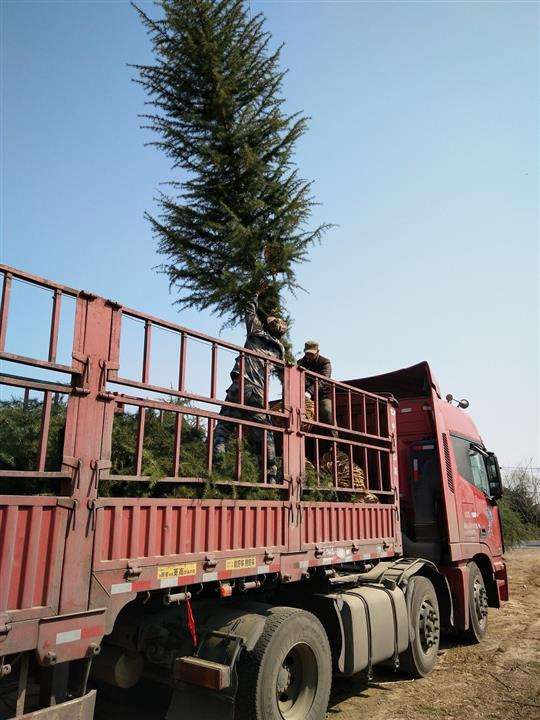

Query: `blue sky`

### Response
(1, 0, 538, 468)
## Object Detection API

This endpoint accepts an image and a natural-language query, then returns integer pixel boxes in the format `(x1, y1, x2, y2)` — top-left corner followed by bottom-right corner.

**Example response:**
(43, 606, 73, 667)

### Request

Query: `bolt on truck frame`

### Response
(0, 264, 508, 720)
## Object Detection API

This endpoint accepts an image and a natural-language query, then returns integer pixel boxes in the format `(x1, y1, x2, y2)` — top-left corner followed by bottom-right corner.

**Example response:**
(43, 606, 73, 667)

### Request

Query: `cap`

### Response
(303, 340, 319, 355)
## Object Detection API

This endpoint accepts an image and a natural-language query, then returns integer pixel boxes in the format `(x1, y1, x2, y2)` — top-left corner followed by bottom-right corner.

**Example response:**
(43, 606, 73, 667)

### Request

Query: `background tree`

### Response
(133, 0, 330, 329)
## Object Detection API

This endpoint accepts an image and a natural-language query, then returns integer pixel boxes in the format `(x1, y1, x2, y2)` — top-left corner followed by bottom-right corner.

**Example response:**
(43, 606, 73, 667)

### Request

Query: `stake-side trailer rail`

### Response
(0, 265, 507, 720)
(0, 266, 399, 706)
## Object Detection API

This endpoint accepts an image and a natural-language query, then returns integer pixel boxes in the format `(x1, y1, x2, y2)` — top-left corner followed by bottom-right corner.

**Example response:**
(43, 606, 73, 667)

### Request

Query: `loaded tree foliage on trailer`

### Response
(133, 0, 330, 332)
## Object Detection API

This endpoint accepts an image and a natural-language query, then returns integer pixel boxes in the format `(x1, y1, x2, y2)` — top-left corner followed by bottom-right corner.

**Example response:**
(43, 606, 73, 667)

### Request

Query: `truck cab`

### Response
(348, 361, 508, 635)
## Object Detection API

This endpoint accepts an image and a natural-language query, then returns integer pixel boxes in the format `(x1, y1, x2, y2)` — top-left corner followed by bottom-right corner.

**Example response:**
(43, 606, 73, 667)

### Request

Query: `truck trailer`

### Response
(0, 264, 508, 720)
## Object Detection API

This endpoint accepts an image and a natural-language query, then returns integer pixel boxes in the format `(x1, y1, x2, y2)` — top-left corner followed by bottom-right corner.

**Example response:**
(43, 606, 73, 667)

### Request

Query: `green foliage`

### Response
(302, 459, 339, 502)
(498, 497, 536, 548)
(133, 0, 331, 328)
(499, 467, 540, 548)
(0, 397, 279, 500)
(0, 397, 66, 494)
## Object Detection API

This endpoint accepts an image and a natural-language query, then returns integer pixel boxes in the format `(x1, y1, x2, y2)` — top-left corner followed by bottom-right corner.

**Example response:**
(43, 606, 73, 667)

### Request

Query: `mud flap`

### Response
(166, 672, 238, 720)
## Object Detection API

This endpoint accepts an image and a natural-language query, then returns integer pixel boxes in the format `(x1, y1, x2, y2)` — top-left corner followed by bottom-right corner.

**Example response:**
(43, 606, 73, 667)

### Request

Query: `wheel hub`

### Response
(276, 643, 318, 719)
(419, 599, 440, 651)
(473, 578, 488, 623)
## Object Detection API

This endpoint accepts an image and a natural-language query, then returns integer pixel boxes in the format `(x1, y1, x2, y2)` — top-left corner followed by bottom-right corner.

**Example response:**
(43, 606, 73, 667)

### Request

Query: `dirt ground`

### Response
(328, 547, 540, 720)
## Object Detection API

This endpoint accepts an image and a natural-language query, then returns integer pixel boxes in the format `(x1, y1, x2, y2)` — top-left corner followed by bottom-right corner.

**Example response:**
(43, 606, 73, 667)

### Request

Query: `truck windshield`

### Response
(469, 449, 490, 496)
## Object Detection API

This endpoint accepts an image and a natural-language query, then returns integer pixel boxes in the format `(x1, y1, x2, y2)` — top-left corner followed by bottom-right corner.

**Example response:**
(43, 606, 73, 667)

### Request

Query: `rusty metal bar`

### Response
(0, 470, 71, 479)
(364, 447, 369, 489)
(135, 408, 146, 476)
(305, 429, 392, 453)
(376, 450, 383, 490)
(238, 353, 245, 406)
(236, 424, 243, 482)
(375, 399, 381, 437)
(37, 391, 53, 471)
(107, 304, 123, 374)
(110, 376, 286, 419)
(314, 436, 320, 483)
(178, 332, 187, 391)
(347, 389, 353, 430)
(206, 419, 214, 474)
(313, 378, 319, 421)
(113, 393, 286, 438)
(332, 440, 338, 488)
(348, 444, 354, 490)
(210, 343, 218, 399)
(362, 395, 367, 434)
(0, 351, 73, 374)
(263, 360, 269, 410)
(122, 304, 285, 367)
(172, 413, 182, 477)
(262, 428, 268, 482)
(48, 289, 62, 363)
(0, 264, 79, 296)
(0, 372, 71, 394)
(100, 475, 287, 490)
(0, 271, 12, 351)
(142, 321, 152, 384)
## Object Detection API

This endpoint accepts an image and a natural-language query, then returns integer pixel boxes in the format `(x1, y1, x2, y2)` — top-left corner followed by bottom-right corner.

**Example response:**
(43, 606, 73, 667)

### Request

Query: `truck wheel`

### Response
(464, 561, 488, 643)
(235, 607, 331, 720)
(400, 576, 440, 678)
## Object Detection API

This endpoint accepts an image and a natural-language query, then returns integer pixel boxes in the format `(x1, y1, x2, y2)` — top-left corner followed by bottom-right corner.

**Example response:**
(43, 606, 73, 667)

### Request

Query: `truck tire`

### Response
(400, 576, 440, 678)
(464, 561, 488, 643)
(234, 606, 332, 720)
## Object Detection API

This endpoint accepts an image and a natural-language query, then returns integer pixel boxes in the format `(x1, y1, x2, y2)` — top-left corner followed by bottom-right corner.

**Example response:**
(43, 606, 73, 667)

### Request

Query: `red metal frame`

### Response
(0, 264, 400, 667)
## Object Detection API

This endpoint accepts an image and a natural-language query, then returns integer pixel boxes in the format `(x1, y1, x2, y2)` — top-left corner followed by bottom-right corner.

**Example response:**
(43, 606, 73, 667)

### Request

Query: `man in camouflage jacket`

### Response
(214, 294, 287, 482)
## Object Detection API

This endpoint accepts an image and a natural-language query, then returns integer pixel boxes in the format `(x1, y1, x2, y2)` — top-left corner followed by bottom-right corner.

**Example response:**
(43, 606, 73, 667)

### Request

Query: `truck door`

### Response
(449, 434, 480, 545)
(468, 445, 502, 556)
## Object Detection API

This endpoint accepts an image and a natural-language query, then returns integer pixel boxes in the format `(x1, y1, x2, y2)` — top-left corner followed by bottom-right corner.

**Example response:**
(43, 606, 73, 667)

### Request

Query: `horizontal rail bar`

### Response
(121, 306, 285, 366)
(305, 421, 393, 445)
(305, 430, 393, 454)
(0, 264, 80, 297)
(100, 475, 286, 490)
(301, 486, 394, 496)
(0, 352, 74, 374)
(111, 391, 287, 432)
(0, 471, 72, 480)
(0, 372, 72, 394)
(302, 367, 393, 404)
(110, 376, 287, 418)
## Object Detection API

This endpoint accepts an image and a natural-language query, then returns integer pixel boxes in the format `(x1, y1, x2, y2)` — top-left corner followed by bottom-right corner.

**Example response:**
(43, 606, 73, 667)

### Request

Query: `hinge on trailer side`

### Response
(126, 561, 142, 580)
(97, 359, 120, 400)
(63, 456, 82, 488)
(56, 498, 78, 530)
(91, 459, 112, 490)
(71, 352, 92, 396)
(0, 614, 12, 637)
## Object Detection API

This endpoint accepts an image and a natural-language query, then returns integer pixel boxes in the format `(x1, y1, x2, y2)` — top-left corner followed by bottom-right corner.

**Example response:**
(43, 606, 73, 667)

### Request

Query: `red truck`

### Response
(0, 264, 508, 720)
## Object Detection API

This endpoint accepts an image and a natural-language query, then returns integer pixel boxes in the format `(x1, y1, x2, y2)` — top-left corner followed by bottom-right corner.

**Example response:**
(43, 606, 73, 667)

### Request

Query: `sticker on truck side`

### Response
(157, 563, 197, 579)
(225, 557, 256, 571)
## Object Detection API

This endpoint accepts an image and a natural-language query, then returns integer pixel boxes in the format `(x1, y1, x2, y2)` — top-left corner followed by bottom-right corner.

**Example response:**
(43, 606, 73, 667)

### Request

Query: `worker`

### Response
(298, 341, 337, 436)
(213, 293, 287, 483)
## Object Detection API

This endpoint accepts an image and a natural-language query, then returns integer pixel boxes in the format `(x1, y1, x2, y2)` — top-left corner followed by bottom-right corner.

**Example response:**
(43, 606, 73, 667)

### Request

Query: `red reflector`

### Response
(219, 583, 233, 598)
(175, 657, 230, 690)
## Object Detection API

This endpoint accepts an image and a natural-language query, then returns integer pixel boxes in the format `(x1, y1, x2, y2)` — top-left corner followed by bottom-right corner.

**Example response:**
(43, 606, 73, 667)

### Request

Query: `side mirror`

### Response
(486, 453, 503, 499)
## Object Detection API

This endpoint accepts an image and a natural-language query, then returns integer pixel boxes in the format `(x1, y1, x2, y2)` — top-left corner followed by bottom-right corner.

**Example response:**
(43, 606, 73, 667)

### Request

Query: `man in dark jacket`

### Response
(297, 341, 337, 435)
(213, 294, 287, 482)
